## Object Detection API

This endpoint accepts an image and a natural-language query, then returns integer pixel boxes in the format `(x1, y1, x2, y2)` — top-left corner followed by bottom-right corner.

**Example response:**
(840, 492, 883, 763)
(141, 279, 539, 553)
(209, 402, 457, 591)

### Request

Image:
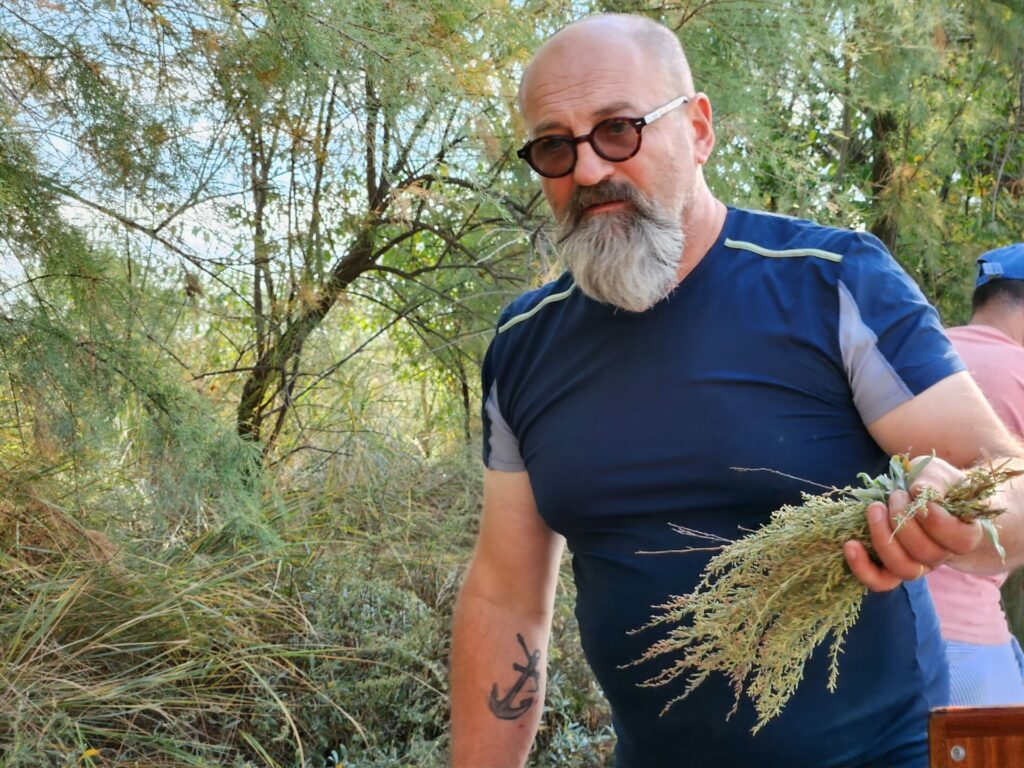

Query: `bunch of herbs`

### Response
(630, 455, 1019, 732)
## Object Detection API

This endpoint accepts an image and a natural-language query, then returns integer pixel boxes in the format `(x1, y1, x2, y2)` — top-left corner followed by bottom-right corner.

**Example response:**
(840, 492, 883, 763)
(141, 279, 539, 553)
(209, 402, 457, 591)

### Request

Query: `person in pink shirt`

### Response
(926, 242, 1024, 705)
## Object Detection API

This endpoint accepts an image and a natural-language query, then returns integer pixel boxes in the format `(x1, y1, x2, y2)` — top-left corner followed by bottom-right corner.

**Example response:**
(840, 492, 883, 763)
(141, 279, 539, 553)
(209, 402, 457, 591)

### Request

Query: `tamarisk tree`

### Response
(1, 0, 562, 460)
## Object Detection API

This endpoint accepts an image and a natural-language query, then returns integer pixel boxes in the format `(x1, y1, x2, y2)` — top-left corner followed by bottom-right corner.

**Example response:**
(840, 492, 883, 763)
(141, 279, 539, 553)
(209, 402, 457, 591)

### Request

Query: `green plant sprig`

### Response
(627, 455, 1022, 733)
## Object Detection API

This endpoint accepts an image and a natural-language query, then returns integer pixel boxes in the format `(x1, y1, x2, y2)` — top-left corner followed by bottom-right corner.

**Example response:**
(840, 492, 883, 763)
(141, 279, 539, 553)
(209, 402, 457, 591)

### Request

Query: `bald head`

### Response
(519, 14, 695, 117)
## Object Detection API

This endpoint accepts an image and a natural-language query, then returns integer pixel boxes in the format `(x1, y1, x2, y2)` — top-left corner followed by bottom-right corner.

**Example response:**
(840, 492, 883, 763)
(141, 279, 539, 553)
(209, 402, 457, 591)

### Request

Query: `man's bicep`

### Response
(468, 469, 564, 612)
(866, 370, 1024, 465)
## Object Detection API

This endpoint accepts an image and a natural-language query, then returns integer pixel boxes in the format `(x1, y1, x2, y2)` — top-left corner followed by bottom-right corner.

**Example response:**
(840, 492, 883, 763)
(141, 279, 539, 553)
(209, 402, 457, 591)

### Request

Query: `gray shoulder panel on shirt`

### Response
(837, 280, 914, 425)
(484, 381, 526, 472)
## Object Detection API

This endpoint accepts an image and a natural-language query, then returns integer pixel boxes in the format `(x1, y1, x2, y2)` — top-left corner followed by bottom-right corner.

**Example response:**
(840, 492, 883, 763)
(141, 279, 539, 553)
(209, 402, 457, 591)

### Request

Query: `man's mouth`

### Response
(583, 199, 629, 215)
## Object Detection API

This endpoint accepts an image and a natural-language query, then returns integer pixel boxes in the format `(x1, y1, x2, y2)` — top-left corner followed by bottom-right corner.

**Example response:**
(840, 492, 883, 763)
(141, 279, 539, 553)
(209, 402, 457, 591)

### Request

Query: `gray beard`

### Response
(556, 185, 684, 313)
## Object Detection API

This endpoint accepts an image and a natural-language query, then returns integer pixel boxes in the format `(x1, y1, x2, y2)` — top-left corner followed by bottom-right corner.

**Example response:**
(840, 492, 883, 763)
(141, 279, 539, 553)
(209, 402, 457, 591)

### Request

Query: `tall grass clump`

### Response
(0, 502, 362, 766)
(0, 449, 464, 766)
(0, 424, 612, 766)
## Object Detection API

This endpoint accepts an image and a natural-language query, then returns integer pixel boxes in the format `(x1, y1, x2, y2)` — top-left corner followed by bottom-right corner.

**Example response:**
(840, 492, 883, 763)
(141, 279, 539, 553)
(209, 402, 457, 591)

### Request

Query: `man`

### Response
(925, 243, 1024, 706)
(450, 14, 1024, 768)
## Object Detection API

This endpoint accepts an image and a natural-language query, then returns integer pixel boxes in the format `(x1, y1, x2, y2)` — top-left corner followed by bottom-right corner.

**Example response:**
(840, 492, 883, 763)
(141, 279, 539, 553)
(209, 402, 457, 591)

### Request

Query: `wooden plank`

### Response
(929, 706, 1024, 767)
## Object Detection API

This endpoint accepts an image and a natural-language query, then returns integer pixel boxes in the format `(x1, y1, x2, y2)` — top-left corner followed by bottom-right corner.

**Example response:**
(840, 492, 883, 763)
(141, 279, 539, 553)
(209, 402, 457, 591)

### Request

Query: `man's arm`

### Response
(451, 468, 564, 767)
(846, 371, 1024, 590)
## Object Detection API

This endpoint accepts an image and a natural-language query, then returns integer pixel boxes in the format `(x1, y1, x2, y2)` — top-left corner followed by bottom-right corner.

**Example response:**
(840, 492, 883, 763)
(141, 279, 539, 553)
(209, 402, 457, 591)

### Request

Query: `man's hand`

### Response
(843, 455, 984, 592)
(860, 371, 1024, 587)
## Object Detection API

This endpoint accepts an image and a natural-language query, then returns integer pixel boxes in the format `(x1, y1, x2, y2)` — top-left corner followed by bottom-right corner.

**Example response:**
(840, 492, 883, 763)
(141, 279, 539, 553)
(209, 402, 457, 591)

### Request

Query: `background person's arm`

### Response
(847, 371, 1024, 590)
(450, 468, 565, 767)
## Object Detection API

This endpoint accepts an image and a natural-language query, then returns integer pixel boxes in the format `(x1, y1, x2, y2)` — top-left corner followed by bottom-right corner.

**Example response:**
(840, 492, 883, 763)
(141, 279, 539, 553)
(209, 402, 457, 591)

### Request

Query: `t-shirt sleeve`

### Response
(836, 232, 965, 425)
(480, 313, 526, 472)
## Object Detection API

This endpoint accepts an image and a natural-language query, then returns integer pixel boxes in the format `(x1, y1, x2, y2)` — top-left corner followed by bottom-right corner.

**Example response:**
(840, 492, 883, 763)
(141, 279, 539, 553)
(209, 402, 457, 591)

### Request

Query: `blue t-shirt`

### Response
(481, 207, 965, 768)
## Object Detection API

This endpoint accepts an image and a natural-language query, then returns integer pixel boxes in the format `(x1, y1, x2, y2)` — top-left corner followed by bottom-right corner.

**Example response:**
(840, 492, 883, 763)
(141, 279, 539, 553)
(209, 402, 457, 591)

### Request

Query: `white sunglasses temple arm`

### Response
(642, 95, 690, 125)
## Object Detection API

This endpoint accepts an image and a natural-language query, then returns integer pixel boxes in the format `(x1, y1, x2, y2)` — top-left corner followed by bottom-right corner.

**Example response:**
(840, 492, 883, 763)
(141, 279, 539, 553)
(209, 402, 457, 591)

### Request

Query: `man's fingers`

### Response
(866, 498, 925, 581)
(844, 539, 902, 592)
(912, 499, 983, 556)
(887, 501, 949, 565)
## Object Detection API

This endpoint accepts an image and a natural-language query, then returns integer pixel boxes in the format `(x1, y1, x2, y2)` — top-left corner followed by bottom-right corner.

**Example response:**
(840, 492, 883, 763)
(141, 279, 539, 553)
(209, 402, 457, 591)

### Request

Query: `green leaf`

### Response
(980, 518, 1007, 562)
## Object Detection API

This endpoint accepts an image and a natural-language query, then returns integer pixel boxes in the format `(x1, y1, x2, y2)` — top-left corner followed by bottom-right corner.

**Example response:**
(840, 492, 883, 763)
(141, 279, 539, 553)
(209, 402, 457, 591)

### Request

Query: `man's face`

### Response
(521, 32, 696, 311)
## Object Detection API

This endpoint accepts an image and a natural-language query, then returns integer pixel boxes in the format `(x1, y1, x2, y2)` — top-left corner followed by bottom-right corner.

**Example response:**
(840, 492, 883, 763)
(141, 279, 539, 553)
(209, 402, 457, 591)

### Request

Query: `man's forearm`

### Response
(450, 591, 552, 768)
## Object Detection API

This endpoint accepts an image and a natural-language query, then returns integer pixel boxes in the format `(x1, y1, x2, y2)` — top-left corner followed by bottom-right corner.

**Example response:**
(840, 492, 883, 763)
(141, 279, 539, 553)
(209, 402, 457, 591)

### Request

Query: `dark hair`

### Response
(973, 278, 1024, 313)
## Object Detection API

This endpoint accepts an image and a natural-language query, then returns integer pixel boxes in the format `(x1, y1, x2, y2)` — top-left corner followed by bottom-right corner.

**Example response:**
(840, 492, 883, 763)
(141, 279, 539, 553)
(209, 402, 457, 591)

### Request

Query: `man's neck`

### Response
(676, 188, 727, 284)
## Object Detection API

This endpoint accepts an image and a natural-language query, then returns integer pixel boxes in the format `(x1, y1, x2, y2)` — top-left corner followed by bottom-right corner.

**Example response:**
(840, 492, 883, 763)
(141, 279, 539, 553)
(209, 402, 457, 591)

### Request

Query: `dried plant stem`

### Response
(628, 457, 1021, 733)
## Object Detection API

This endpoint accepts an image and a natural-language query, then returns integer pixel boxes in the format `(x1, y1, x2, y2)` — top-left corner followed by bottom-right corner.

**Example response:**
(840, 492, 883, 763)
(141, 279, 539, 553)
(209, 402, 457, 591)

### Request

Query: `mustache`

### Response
(558, 181, 651, 235)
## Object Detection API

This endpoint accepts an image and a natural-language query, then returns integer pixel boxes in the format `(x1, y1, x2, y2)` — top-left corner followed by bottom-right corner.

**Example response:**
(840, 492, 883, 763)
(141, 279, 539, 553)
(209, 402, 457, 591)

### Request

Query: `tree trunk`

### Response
(236, 228, 376, 444)
(869, 110, 900, 254)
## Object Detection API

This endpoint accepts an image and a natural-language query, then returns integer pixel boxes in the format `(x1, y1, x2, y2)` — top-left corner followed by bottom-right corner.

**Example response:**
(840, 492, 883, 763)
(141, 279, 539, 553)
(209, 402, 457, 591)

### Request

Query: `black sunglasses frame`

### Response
(516, 95, 690, 179)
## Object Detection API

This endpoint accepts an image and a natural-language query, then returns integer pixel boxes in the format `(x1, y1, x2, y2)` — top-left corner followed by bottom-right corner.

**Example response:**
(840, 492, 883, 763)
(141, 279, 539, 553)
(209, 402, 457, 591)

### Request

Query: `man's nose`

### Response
(572, 141, 616, 187)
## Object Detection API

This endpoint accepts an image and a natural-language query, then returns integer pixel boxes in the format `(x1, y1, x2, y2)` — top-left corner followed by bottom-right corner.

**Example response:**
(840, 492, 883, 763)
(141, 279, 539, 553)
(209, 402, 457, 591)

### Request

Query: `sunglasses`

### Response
(516, 95, 691, 179)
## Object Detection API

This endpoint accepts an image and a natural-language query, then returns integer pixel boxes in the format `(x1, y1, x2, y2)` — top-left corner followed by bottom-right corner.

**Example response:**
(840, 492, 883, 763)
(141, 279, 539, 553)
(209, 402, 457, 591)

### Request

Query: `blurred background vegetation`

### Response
(0, 0, 1022, 765)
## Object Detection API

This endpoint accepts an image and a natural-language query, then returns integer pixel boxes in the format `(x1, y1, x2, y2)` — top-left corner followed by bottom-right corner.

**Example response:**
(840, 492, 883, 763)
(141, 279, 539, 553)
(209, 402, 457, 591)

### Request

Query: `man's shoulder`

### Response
(483, 272, 577, 385)
(725, 207, 888, 264)
(495, 272, 577, 336)
(945, 324, 976, 342)
(948, 323, 1022, 353)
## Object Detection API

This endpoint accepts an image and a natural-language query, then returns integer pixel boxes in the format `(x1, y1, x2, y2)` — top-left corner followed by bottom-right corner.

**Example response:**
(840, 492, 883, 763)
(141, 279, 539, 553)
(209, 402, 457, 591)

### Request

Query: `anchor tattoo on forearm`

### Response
(487, 633, 541, 720)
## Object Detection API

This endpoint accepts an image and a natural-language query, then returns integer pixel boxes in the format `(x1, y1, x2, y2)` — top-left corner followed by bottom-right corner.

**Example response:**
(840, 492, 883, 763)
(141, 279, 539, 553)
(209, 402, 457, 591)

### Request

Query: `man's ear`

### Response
(688, 93, 715, 166)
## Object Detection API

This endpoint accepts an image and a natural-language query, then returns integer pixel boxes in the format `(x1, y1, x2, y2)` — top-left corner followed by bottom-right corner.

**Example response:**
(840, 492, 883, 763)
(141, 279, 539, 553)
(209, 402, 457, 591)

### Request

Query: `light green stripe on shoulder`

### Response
(498, 282, 576, 334)
(725, 238, 843, 263)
